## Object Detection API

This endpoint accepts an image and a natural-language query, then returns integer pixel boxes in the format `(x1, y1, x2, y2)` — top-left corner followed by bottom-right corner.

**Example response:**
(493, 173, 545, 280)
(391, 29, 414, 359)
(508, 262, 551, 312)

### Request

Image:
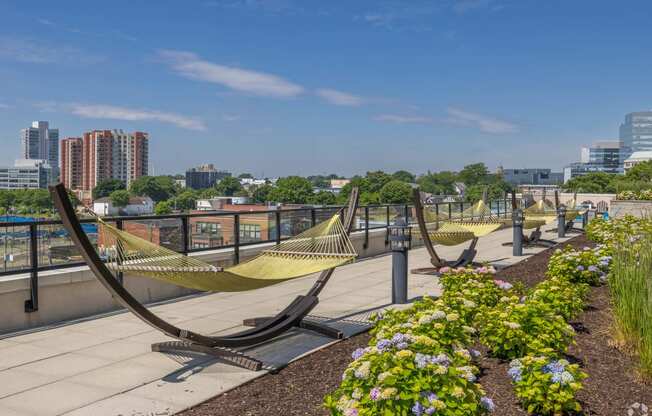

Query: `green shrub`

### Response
(546, 245, 611, 286)
(324, 336, 493, 416)
(508, 353, 587, 415)
(476, 297, 576, 359)
(528, 277, 589, 321)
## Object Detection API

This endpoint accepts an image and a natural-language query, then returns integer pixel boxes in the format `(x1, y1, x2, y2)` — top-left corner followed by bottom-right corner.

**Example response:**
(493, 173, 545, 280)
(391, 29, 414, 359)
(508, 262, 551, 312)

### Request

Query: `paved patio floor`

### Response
(0, 225, 574, 416)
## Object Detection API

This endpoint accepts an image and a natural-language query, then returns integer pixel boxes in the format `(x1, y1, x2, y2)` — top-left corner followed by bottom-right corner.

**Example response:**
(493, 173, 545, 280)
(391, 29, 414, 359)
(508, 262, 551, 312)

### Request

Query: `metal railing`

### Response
(0, 197, 512, 313)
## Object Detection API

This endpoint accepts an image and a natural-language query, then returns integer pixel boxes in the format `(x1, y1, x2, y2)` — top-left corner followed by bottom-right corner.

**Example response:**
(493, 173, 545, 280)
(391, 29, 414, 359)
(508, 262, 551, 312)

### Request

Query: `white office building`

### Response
(20, 121, 59, 182)
(0, 159, 52, 190)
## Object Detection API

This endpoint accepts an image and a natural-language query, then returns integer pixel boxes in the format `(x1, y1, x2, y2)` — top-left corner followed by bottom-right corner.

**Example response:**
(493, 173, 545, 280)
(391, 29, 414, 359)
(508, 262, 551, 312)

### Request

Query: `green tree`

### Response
(92, 179, 126, 200)
(154, 200, 173, 215)
(392, 170, 416, 183)
(268, 176, 314, 204)
(238, 173, 254, 179)
(417, 171, 457, 195)
(109, 190, 130, 207)
(562, 172, 617, 193)
(214, 176, 243, 196)
(379, 180, 412, 203)
(130, 176, 178, 202)
(458, 163, 490, 186)
(252, 184, 275, 203)
(310, 190, 337, 205)
(172, 190, 198, 210)
(625, 161, 652, 182)
(366, 171, 392, 193)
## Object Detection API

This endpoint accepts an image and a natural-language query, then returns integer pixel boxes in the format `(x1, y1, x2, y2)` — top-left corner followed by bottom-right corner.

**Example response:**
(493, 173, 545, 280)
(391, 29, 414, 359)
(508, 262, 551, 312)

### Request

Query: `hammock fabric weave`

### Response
(523, 200, 558, 224)
(423, 199, 503, 238)
(99, 213, 357, 292)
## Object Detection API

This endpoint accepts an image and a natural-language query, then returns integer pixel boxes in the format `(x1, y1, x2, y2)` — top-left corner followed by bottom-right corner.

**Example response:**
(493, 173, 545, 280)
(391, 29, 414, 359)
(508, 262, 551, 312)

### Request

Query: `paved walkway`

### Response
(0, 225, 574, 416)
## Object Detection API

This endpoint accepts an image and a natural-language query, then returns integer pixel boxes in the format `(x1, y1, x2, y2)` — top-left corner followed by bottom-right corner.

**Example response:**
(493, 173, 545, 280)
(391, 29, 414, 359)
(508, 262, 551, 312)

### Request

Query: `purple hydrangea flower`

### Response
(480, 397, 495, 412)
(425, 407, 435, 415)
(588, 265, 598, 272)
(576, 265, 585, 271)
(376, 339, 392, 351)
(396, 342, 408, 350)
(412, 401, 425, 416)
(370, 387, 381, 401)
(351, 348, 365, 360)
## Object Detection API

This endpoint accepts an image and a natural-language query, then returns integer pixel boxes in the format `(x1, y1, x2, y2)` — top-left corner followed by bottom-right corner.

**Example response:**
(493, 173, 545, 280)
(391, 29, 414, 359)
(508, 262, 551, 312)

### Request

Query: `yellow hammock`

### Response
(424, 199, 503, 238)
(423, 222, 476, 246)
(523, 199, 558, 224)
(99, 214, 357, 292)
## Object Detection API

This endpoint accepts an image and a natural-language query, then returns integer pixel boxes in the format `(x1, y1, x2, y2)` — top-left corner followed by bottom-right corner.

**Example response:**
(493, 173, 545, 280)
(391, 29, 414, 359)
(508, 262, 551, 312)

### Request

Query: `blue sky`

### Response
(0, 0, 651, 177)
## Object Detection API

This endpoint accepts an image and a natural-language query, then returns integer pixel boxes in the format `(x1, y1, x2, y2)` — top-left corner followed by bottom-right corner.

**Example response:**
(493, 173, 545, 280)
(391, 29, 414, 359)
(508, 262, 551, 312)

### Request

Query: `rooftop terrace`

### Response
(0, 222, 573, 416)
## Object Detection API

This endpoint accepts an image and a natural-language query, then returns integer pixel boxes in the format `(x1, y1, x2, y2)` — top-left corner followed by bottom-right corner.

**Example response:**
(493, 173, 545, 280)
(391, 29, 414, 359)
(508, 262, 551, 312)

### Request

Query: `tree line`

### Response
(562, 161, 652, 193)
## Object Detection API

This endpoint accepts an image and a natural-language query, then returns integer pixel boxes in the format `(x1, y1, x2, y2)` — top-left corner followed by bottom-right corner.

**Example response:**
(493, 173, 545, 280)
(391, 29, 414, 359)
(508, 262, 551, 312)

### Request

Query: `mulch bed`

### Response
(181, 234, 652, 415)
(182, 333, 371, 416)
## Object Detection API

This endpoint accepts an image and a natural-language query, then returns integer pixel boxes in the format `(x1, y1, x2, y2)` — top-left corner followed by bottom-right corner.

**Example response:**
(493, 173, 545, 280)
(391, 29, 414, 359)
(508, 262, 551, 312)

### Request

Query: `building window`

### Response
(195, 222, 220, 235)
(240, 223, 262, 242)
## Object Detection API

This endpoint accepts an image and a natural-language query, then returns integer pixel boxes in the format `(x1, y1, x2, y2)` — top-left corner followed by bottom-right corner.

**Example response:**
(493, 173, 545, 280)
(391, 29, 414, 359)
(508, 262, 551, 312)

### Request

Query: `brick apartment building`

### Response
(61, 130, 148, 203)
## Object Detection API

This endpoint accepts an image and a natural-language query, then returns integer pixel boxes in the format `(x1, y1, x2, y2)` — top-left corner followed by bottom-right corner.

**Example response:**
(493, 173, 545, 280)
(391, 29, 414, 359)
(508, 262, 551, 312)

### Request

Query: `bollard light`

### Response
(389, 219, 412, 251)
(389, 218, 411, 304)
(557, 206, 566, 238)
(512, 208, 524, 256)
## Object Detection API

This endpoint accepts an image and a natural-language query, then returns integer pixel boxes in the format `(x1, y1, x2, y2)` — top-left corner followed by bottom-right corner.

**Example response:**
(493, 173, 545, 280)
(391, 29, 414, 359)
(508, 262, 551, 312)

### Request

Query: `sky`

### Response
(0, 0, 651, 177)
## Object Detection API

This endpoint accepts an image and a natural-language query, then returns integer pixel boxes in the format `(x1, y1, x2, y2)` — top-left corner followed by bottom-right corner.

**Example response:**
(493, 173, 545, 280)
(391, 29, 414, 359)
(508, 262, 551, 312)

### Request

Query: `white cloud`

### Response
(0, 103, 10, 109)
(69, 104, 206, 131)
(0, 37, 104, 64)
(37, 18, 55, 26)
(222, 114, 241, 122)
(375, 114, 434, 124)
(446, 107, 518, 134)
(316, 89, 363, 107)
(158, 50, 304, 98)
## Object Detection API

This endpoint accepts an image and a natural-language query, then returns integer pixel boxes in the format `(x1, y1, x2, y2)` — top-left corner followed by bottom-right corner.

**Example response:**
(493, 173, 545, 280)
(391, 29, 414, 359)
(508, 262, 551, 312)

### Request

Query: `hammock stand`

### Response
(502, 192, 556, 248)
(51, 183, 359, 371)
(412, 188, 481, 269)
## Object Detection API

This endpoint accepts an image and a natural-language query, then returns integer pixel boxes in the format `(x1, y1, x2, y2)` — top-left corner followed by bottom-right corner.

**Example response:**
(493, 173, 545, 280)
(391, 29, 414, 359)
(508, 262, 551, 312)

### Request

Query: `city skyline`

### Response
(1, 1, 652, 176)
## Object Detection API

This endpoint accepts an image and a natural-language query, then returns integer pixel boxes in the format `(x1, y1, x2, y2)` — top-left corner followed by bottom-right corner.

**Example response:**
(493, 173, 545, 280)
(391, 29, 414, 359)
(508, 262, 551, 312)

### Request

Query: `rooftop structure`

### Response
(185, 164, 231, 190)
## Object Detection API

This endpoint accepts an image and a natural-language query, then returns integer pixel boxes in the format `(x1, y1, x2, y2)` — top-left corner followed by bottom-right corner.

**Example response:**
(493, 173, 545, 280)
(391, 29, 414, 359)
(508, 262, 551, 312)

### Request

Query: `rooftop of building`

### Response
(625, 151, 652, 161)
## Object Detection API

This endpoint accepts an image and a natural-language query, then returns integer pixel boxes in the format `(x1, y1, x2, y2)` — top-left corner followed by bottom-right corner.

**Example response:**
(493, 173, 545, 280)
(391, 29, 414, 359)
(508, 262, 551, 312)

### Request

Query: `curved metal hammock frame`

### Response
(51, 183, 360, 371)
(412, 188, 492, 268)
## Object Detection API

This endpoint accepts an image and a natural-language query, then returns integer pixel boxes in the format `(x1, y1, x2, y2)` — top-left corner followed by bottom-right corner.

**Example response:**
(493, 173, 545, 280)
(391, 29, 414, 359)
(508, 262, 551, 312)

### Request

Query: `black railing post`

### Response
(275, 211, 281, 245)
(25, 223, 39, 313)
(435, 203, 440, 229)
(363, 206, 369, 249)
(404, 205, 409, 223)
(233, 214, 240, 265)
(311, 208, 316, 228)
(496, 200, 500, 218)
(385, 205, 390, 246)
(116, 219, 124, 285)
(448, 202, 452, 219)
(460, 202, 464, 220)
(180, 216, 189, 254)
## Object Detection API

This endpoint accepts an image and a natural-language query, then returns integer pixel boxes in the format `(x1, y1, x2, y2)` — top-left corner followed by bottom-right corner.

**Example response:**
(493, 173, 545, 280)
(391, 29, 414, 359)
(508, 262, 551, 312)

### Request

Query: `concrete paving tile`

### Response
(28, 331, 117, 353)
(0, 367, 59, 398)
(68, 359, 171, 393)
(5, 326, 78, 344)
(0, 343, 61, 371)
(68, 319, 152, 339)
(0, 404, 35, 416)
(0, 380, 113, 416)
(60, 393, 176, 416)
(75, 339, 151, 361)
(17, 352, 112, 379)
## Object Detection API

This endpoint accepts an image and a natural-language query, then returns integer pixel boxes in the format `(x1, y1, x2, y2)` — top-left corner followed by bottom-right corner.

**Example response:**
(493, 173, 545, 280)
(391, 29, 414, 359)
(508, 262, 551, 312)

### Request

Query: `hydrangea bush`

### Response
(508, 353, 587, 415)
(475, 296, 576, 359)
(546, 245, 611, 285)
(527, 276, 588, 321)
(324, 333, 493, 416)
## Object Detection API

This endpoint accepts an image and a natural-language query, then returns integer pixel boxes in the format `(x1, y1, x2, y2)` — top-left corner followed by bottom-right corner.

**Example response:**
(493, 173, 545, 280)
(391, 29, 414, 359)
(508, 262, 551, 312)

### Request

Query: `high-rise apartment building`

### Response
(61, 130, 149, 197)
(185, 164, 231, 190)
(620, 111, 652, 157)
(0, 159, 51, 190)
(20, 121, 59, 181)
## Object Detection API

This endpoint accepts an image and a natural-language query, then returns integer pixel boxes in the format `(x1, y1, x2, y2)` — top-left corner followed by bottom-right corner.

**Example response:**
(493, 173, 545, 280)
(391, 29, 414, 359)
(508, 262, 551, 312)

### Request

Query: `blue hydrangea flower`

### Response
(507, 367, 522, 382)
(480, 396, 495, 412)
(588, 265, 598, 272)
(412, 401, 425, 416)
(351, 348, 365, 360)
(576, 265, 585, 271)
(376, 339, 392, 351)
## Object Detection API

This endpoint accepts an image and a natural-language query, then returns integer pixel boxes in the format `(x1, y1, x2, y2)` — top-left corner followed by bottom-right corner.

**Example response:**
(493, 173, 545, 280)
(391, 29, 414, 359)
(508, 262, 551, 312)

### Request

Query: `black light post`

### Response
(389, 218, 411, 304)
(512, 208, 524, 256)
(557, 206, 567, 238)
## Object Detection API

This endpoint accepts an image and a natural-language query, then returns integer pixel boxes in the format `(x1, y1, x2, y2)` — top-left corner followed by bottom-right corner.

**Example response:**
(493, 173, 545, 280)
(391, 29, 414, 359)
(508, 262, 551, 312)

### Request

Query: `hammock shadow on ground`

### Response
(158, 309, 382, 382)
